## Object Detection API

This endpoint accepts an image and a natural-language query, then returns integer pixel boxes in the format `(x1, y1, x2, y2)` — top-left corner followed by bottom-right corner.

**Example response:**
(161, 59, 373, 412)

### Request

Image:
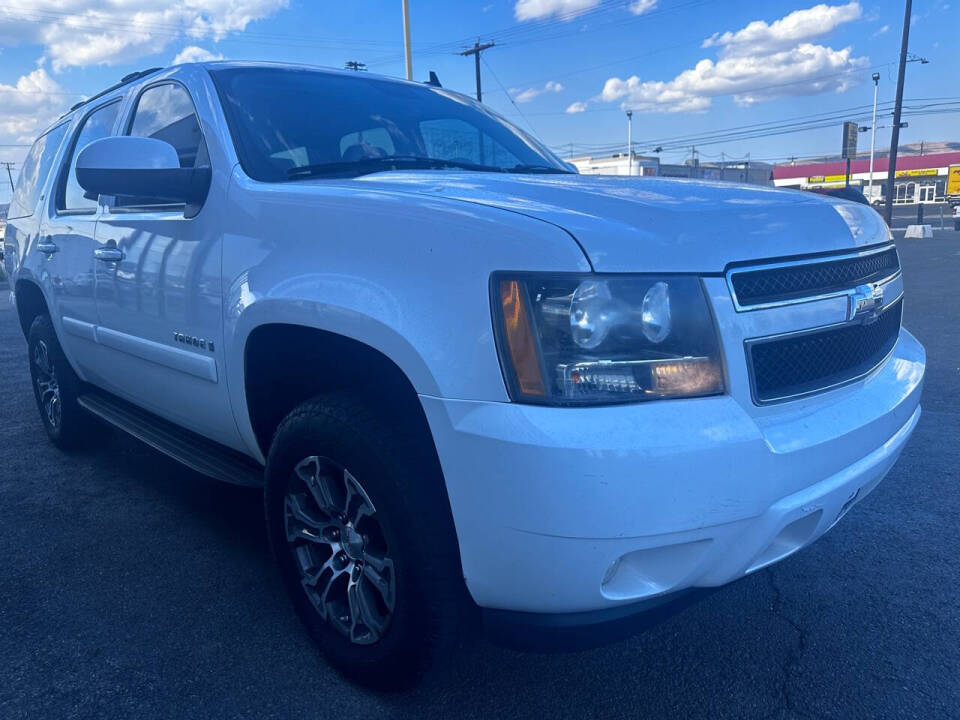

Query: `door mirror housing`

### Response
(75, 136, 210, 208)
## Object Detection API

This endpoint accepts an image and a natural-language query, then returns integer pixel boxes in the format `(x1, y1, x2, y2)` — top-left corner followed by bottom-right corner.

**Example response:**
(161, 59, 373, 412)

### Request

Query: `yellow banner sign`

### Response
(895, 168, 938, 178)
(807, 174, 848, 184)
(948, 165, 960, 195)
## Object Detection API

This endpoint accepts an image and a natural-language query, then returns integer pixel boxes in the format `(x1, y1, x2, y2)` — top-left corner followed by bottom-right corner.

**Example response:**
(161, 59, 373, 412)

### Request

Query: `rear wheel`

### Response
(27, 314, 96, 450)
(265, 394, 462, 689)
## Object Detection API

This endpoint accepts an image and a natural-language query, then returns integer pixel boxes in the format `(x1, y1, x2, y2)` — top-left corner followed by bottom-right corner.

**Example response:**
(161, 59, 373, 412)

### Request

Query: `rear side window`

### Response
(59, 101, 122, 213)
(8, 123, 69, 220)
(118, 82, 207, 208)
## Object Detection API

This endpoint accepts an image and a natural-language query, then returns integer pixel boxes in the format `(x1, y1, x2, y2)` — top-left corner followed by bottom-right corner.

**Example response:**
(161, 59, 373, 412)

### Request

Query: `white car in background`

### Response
(3, 62, 925, 687)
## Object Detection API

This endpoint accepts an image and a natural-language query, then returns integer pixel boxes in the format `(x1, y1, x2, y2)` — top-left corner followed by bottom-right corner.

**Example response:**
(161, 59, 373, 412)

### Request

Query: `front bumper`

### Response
(420, 328, 924, 615)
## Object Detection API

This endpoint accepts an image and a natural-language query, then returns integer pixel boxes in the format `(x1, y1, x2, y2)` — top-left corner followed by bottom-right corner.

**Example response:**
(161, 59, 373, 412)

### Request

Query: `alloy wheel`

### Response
(32, 340, 62, 430)
(284, 455, 396, 645)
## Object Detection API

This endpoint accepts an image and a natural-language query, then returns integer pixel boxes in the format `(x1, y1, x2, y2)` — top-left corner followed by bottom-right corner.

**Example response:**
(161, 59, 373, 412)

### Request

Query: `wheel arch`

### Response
(13, 279, 50, 339)
(241, 322, 439, 462)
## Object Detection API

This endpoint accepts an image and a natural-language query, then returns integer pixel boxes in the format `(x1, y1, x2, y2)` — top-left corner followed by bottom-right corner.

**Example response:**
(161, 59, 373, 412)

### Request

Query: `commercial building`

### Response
(570, 153, 773, 185)
(773, 148, 960, 204)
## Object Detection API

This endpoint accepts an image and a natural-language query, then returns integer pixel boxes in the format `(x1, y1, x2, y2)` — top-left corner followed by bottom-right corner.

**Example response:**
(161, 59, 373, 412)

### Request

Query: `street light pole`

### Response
(626, 110, 633, 176)
(868, 72, 879, 202)
(401, 0, 413, 80)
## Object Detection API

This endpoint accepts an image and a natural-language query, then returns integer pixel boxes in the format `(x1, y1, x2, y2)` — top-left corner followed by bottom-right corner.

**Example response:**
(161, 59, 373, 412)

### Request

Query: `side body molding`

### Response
(61, 317, 218, 383)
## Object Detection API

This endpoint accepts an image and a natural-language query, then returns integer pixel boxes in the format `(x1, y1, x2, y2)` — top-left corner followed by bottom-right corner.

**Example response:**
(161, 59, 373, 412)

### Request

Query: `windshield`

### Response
(209, 66, 572, 181)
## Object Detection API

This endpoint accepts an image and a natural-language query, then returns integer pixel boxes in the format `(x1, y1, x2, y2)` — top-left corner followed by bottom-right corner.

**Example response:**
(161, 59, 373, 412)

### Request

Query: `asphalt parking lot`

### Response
(1, 231, 958, 720)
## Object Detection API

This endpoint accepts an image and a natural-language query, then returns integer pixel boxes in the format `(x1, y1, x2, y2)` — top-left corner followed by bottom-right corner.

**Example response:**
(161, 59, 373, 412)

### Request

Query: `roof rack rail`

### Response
(59, 66, 164, 120)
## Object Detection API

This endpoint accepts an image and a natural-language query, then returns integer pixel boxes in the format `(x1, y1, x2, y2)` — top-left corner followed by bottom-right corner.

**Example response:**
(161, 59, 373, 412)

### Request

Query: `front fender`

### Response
(221, 170, 590, 458)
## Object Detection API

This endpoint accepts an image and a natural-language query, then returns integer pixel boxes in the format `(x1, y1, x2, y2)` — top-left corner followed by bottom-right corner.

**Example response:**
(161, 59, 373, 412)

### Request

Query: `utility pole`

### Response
(344, 61, 367, 72)
(460, 40, 494, 102)
(2, 162, 14, 194)
(626, 110, 633, 176)
(884, 0, 912, 226)
(401, 0, 413, 80)
(868, 72, 880, 202)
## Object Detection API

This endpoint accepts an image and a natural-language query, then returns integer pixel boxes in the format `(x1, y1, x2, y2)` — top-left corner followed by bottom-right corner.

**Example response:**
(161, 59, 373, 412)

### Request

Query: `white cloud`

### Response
(588, 2, 867, 114)
(512, 80, 564, 103)
(514, 0, 599, 21)
(702, 2, 861, 56)
(628, 0, 658, 15)
(0, 1, 287, 71)
(872, 24, 889, 36)
(0, 68, 70, 142)
(565, 101, 587, 113)
(172, 46, 224, 65)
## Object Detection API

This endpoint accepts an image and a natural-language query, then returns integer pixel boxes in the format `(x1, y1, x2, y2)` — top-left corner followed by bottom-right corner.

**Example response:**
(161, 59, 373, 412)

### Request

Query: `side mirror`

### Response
(75, 136, 210, 207)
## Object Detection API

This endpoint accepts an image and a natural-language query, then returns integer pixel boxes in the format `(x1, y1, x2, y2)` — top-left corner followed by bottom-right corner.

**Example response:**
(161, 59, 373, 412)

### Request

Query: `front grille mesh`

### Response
(749, 299, 902, 403)
(732, 248, 899, 307)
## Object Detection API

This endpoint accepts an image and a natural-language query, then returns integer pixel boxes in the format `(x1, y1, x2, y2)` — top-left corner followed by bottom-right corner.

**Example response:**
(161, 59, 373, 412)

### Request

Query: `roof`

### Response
(192, 60, 433, 88)
(774, 150, 960, 180)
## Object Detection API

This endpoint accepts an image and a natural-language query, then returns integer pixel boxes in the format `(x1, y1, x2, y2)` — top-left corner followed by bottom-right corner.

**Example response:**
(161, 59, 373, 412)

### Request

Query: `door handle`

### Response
(94, 246, 125, 262)
(37, 238, 59, 255)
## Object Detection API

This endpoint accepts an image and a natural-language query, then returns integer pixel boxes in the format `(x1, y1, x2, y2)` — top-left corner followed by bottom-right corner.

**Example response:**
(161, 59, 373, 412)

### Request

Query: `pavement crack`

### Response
(766, 568, 809, 719)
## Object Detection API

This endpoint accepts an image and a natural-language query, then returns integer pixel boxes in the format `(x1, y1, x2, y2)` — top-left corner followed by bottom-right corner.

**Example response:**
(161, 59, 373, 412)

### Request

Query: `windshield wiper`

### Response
(286, 155, 508, 178)
(508, 163, 574, 174)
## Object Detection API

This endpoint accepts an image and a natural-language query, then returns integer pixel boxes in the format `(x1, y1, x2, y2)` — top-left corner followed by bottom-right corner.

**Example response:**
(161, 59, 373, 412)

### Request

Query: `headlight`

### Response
(493, 273, 725, 405)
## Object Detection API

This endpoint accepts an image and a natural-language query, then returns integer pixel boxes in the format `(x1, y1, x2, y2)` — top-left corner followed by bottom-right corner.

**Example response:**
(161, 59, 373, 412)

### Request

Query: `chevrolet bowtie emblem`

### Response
(848, 283, 884, 324)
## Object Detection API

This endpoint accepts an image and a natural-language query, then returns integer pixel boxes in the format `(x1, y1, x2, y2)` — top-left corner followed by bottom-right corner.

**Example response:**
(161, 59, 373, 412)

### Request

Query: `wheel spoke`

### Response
(362, 555, 395, 610)
(343, 468, 376, 525)
(302, 554, 344, 621)
(348, 576, 387, 641)
(33, 342, 51, 375)
(295, 457, 340, 516)
(285, 495, 337, 544)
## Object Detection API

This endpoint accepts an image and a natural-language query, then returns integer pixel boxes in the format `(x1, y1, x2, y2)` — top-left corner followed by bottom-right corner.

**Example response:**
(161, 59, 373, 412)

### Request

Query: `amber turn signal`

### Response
(499, 280, 546, 397)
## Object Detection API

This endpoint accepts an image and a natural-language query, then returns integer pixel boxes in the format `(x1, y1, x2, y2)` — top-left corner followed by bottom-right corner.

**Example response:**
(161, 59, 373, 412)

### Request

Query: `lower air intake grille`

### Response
(748, 299, 902, 403)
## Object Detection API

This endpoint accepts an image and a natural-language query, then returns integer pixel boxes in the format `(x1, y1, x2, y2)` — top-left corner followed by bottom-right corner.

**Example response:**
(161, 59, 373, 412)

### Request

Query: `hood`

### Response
(351, 172, 889, 273)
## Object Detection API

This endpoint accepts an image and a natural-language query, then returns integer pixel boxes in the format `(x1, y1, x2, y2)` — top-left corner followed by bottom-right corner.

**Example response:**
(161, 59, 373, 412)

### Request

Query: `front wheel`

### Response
(265, 394, 462, 689)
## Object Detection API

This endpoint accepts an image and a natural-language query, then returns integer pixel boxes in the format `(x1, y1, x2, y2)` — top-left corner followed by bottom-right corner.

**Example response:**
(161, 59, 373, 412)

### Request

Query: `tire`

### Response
(265, 393, 462, 689)
(27, 314, 97, 450)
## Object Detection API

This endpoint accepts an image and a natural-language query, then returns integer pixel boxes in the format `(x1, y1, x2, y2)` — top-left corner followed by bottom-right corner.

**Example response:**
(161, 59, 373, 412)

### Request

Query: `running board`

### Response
(78, 391, 264, 488)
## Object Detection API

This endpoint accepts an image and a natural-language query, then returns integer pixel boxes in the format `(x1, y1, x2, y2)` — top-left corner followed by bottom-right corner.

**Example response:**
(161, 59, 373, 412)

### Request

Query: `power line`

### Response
(481, 56, 538, 136)
(550, 105, 960, 158)
(366, 0, 711, 67)
(546, 98, 960, 152)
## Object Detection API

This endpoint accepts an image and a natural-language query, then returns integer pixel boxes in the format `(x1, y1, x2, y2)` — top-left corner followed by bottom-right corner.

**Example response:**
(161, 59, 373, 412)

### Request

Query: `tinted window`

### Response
(129, 83, 204, 168)
(60, 101, 121, 212)
(210, 67, 569, 181)
(8, 123, 69, 219)
(119, 83, 206, 208)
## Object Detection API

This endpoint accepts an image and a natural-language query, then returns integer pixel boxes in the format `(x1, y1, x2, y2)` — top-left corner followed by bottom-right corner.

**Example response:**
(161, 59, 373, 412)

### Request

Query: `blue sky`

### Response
(1, 0, 958, 202)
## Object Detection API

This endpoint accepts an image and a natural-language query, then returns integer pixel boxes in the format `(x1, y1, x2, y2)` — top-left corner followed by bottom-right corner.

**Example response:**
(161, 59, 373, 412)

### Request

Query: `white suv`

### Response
(3, 62, 924, 687)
